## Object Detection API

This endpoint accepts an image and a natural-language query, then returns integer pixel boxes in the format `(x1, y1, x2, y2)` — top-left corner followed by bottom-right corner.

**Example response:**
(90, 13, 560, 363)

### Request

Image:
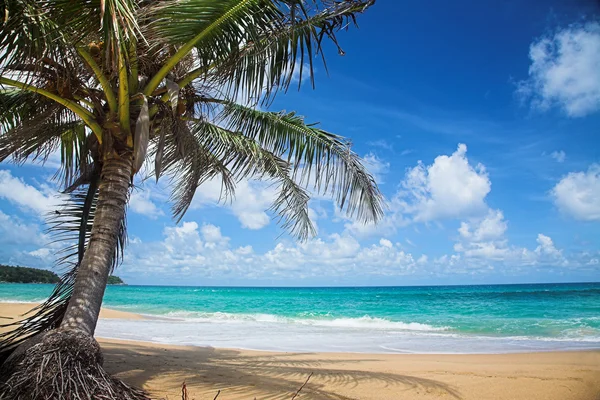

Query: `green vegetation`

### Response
(0, 1, 378, 398)
(0, 265, 124, 286)
(107, 276, 125, 285)
(0, 265, 60, 284)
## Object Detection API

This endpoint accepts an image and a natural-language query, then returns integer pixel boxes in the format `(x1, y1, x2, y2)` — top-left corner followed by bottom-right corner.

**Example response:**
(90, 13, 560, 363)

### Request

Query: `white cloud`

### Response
(191, 178, 276, 230)
(343, 144, 490, 238)
(112, 215, 597, 282)
(517, 22, 600, 117)
(398, 144, 490, 222)
(28, 248, 52, 259)
(535, 234, 562, 258)
(458, 209, 507, 242)
(342, 196, 407, 238)
(363, 152, 390, 184)
(550, 150, 566, 163)
(551, 164, 600, 221)
(229, 181, 275, 229)
(121, 222, 422, 280)
(454, 210, 510, 260)
(289, 60, 310, 85)
(0, 170, 59, 216)
(379, 238, 393, 248)
(201, 224, 229, 246)
(451, 210, 570, 269)
(129, 190, 163, 219)
(0, 211, 46, 246)
(260, 232, 422, 277)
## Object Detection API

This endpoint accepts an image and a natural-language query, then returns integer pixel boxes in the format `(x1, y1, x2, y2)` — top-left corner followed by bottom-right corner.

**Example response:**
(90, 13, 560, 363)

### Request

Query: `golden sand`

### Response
(2, 302, 599, 400)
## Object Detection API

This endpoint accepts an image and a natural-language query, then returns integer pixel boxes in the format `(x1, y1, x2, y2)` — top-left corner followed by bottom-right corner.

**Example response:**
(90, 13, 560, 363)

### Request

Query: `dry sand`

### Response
(0, 302, 144, 321)
(2, 302, 599, 400)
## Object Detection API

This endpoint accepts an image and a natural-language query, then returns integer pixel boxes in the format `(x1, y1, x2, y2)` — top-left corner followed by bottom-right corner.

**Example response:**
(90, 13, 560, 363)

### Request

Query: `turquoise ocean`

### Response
(1, 282, 599, 354)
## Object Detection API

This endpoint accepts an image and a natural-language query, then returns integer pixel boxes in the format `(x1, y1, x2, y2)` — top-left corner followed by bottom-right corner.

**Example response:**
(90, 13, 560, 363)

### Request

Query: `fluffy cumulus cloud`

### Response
(458, 209, 508, 243)
(535, 234, 562, 259)
(451, 214, 570, 273)
(551, 164, 600, 221)
(110, 209, 594, 282)
(129, 190, 164, 219)
(191, 178, 277, 230)
(397, 144, 490, 222)
(0, 210, 58, 269)
(125, 221, 244, 278)
(344, 144, 491, 237)
(517, 22, 600, 117)
(455, 209, 509, 260)
(0, 170, 59, 216)
(119, 220, 427, 280)
(0, 211, 46, 246)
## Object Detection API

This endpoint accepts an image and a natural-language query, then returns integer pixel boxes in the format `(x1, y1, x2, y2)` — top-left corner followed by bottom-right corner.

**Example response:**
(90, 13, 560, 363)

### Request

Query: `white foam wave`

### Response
(95, 318, 600, 354)
(159, 311, 448, 332)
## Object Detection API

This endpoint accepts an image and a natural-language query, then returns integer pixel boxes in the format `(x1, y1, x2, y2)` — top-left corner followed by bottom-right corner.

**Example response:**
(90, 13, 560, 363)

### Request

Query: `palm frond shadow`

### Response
(102, 343, 462, 400)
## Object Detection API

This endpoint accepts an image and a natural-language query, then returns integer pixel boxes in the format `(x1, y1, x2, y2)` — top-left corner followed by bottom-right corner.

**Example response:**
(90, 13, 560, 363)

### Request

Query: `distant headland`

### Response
(0, 265, 125, 285)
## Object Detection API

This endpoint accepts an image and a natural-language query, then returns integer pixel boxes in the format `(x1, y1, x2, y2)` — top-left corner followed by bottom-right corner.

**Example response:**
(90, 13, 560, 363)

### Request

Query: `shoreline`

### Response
(1, 302, 599, 399)
(3, 302, 600, 355)
(95, 333, 600, 356)
(0, 301, 145, 321)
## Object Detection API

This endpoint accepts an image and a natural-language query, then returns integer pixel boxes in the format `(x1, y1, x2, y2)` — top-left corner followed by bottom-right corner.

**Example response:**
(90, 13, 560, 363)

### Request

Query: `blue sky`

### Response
(1, 0, 599, 286)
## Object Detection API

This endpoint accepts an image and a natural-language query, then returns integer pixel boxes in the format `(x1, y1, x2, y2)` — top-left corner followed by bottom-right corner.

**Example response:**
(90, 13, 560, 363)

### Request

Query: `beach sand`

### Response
(1, 302, 599, 400)
(0, 302, 144, 321)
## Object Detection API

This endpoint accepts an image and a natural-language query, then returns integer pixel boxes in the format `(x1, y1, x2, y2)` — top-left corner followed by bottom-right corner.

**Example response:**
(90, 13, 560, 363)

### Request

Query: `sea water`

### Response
(1, 283, 599, 354)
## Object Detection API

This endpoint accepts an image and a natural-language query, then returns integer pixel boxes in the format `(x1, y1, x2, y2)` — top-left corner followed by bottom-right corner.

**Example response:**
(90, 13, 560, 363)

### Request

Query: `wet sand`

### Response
(2, 302, 599, 399)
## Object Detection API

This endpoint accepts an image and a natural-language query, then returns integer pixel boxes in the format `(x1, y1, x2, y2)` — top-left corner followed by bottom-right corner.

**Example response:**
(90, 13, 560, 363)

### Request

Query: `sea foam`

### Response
(157, 311, 448, 331)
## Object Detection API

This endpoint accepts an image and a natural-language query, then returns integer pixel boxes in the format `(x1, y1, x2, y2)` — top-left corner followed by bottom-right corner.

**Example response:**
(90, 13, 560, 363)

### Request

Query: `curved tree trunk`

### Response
(61, 152, 132, 336)
(0, 152, 150, 398)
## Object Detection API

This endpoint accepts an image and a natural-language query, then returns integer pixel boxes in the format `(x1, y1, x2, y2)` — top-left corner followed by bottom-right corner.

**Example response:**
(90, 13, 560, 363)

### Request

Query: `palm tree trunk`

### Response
(61, 152, 132, 336)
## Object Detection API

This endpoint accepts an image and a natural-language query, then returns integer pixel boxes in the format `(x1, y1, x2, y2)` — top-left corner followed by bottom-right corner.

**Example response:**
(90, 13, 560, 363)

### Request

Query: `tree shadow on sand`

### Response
(102, 342, 462, 400)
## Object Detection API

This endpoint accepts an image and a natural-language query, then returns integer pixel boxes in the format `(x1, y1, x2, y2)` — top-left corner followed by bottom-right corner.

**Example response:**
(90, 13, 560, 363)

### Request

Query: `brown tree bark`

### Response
(61, 152, 132, 336)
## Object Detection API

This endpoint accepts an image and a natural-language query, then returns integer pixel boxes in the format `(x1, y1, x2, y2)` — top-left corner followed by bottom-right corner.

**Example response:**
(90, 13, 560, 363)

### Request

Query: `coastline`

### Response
(0, 301, 144, 321)
(1, 302, 599, 399)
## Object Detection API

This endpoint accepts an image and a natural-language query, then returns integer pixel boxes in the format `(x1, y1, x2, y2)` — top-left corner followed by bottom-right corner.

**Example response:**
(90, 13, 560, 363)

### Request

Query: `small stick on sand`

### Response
(291, 372, 313, 400)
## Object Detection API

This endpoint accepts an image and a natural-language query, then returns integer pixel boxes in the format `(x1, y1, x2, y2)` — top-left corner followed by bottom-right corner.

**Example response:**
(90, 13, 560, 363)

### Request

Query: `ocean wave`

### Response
(160, 311, 449, 332)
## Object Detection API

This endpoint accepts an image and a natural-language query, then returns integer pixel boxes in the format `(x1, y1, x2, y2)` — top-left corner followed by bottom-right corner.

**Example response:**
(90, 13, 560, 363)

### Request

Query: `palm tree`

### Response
(0, 0, 380, 397)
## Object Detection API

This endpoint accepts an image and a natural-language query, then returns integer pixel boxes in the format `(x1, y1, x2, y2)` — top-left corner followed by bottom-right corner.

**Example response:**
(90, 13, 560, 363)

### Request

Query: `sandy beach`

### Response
(1, 302, 599, 400)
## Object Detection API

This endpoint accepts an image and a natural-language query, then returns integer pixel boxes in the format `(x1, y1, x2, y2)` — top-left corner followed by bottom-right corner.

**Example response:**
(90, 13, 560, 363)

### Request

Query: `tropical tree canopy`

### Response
(0, 0, 381, 238)
(0, 2, 381, 394)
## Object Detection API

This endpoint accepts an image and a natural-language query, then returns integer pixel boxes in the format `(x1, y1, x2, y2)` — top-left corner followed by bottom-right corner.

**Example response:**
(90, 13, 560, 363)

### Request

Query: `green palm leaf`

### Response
(217, 100, 384, 223)
(190, 119, 316, 239)
(0, 0, 380, 379)
(213, 0, 374, 104)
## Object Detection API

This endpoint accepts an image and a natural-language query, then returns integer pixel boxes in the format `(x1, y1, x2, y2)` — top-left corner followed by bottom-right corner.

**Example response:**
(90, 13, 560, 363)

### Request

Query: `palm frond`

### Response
(0, 172, 106, 365)
(0, 160, 130, 364)
(150, 107, 236, 220)
(0, 0, 141, 72)
(217, 100, 384, 223)
(142, 0, 280, 48)
(213, 0, 375, 105)
(0, 90, 98, 191)
(140, 0, 284, 95)
(0, 101, 81, 165)
(99, 0, 141, 64)
(0, 0, 68, 71)
(190, 119, 315, 239)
